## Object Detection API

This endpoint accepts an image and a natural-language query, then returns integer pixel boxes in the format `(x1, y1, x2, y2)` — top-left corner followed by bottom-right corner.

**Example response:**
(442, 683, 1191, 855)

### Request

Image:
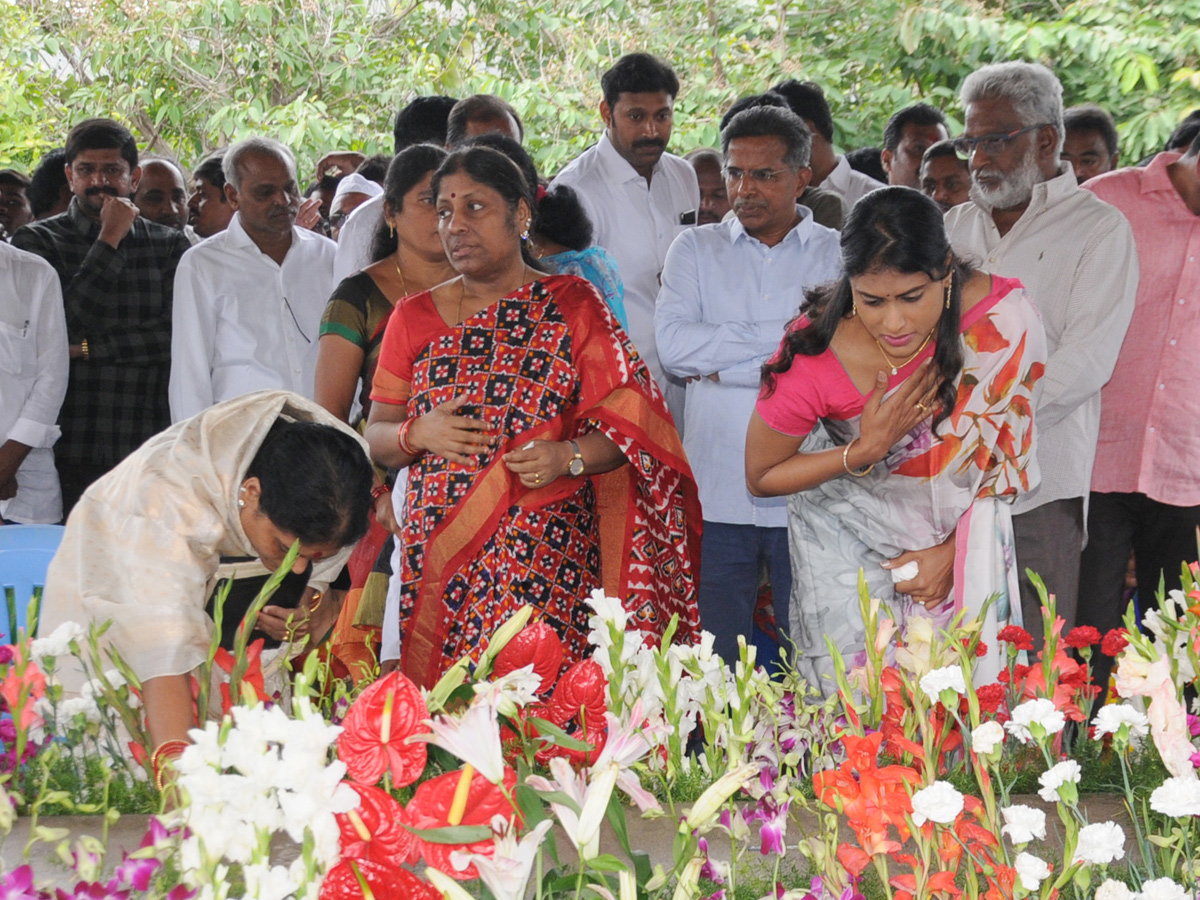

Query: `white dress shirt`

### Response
(655, 207, 842, 526)
(169, 214, 336, 422)
(332, 194, 384, 283)
(551, 134, 700, 424)
(945, 166, 1139, 513)
(0, 242, 68, 523)
(821, 155, 885, 208)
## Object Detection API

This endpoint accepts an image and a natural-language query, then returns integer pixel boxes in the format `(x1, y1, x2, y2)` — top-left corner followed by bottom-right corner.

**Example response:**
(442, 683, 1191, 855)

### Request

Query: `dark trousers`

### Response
(1078, 491, 1200, 699)
(56, 461, 115, 519)
(1013, 497, 1084, 651)
(697, 521, 791, 664)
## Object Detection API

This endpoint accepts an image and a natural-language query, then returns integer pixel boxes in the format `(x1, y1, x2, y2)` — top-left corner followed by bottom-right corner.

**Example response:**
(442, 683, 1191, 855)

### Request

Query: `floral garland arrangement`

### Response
(2, 561, 1200, 900)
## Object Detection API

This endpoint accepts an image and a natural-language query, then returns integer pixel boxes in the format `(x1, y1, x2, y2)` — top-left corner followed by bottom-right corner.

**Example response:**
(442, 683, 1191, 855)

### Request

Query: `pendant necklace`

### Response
(873, 329, 935, 375)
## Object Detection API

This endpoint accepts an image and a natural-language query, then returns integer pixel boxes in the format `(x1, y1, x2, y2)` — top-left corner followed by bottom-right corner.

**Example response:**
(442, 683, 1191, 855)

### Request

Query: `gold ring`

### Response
(916, 402, 928, 412)
(534, 473, 541, 483)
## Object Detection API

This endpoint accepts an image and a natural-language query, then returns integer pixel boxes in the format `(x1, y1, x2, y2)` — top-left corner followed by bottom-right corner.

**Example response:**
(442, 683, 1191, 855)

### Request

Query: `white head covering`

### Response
(331, 172, 383, 215)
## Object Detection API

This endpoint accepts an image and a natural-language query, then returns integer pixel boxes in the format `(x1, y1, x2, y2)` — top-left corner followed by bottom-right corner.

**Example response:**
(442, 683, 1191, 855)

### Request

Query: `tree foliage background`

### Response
(1, 0, 1198, 178)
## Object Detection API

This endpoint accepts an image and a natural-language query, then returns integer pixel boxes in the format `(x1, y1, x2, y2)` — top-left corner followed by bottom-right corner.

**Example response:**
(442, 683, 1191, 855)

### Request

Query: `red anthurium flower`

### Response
(336, 782, 417, 867)
(320, 859, 439, 900)
(406, 766, 519, 879)
(492, 622, 563, 692)
(539, 659, 608, 765)
(337, 672, 428, 787)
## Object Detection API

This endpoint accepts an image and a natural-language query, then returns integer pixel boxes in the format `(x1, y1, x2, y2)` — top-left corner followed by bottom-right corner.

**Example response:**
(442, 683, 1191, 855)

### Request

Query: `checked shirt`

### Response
(12, 199, 190, 470)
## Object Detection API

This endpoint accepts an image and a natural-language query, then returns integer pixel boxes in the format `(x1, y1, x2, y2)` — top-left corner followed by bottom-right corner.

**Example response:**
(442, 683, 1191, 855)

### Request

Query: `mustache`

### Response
(632, 138, 665, 150)
(84, 186, 119, 198)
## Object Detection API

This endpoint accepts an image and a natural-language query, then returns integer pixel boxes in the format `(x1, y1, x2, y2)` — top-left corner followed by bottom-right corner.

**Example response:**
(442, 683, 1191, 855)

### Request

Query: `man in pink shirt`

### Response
(1078, 130, 1200, 696)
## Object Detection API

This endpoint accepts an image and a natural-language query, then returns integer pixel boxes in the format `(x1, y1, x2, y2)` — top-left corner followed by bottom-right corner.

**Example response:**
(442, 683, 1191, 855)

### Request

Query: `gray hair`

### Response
(960, 62, 1064, 155)
(721, 106, 813, 169)
(222, 137, 296, 191)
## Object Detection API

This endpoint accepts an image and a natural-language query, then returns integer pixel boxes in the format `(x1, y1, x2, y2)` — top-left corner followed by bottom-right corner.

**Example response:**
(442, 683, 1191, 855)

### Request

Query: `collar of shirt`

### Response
(66, 197, 101, 237)
(595, 132, 663, 186)
(226, 211, 307, 262)
(1019, 164, 1078, 218)
(1138, 151, 1185, 198)
(727, 203, 815, 248)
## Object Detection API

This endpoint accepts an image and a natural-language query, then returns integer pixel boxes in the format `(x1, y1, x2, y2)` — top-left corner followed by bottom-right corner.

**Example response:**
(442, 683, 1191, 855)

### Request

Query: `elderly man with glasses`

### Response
(944, 61, 1138, 647)
(655, 104, 841, 662)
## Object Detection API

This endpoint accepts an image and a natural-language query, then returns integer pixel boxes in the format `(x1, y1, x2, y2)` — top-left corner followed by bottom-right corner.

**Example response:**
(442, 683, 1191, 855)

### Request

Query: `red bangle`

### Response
(151, 739, 190, 791)
(397, 419, 418, 456)
(371, 482, 391, 500)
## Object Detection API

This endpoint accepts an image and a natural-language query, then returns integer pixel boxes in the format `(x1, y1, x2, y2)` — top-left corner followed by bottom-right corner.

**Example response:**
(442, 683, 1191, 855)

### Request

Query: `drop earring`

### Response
(520, 222, 530, 241)
(944, 270, 954, 310)
(848, 302, 857, 318)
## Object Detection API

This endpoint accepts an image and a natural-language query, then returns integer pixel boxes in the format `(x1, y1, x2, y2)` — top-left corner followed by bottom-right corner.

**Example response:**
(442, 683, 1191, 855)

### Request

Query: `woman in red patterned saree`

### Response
(365, 146, 700, 688)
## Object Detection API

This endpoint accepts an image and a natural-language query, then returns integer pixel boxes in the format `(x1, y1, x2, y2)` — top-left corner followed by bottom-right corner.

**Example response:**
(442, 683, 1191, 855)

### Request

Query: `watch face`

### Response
(569, 458, 585, 476)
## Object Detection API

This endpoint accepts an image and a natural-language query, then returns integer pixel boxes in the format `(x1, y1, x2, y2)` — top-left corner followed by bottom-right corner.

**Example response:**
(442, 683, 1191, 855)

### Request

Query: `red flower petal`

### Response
(336, 782, 416, 867)
(319, 859, 438, 900)
(406, 767, 519, 879)
(338, 672, 428, 787)
(492, 622, 564, 692)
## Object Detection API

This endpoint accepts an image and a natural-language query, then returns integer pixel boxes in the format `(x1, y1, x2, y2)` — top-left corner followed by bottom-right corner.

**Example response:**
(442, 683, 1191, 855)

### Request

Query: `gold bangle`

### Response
(151, 739, 190, 791)
(80, 338, 89, 360)
(309, 590, 324, 613)
(842, 438, 876, 478)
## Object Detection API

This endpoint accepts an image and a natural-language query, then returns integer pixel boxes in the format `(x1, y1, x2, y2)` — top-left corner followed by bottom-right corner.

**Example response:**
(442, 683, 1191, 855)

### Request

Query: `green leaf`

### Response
(402, 823, 493, 844)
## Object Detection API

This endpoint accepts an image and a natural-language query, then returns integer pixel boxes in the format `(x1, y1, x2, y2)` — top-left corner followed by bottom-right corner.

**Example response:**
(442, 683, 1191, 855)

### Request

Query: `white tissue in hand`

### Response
(889, 560, 920, 583)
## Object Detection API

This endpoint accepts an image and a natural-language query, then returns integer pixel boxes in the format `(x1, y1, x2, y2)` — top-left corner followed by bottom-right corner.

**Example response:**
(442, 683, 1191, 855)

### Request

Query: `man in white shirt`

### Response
(656, 106, 840, 661)
(944, 61, 1138, 641)
(551, 52, 700, 429)
(0, 241, 68, 523)
(772, 79, 885, 207)
(170, 137, 336, 422)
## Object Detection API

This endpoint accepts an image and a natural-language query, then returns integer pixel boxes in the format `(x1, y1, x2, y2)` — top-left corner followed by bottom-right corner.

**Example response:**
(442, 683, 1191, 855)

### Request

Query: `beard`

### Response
(969, 151, 1042, 212)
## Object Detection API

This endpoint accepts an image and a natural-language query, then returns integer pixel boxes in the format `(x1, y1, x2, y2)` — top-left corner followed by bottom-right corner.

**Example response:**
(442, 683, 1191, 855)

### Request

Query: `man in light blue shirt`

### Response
(656, 105, 841, 663)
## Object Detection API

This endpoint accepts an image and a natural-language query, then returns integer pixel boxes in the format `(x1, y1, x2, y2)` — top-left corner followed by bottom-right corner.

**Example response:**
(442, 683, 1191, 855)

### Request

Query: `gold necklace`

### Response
(456, 265, 533, 324)
(392, 252, 409, 299)
(873, 328, 935, 375)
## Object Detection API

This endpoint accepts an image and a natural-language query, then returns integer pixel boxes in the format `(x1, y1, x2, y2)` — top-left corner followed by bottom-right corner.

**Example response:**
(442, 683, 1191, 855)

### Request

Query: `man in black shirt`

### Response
(13, 118, 190, 513)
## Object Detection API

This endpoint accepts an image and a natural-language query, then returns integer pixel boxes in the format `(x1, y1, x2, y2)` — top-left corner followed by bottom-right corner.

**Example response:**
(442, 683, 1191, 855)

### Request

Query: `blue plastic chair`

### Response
(0, 525, 65, 644)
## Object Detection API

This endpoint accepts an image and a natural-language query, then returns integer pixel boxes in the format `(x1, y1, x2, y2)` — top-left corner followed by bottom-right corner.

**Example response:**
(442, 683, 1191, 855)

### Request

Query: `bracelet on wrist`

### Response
(371, 482, 391, 500)
(397, 419, 419, 456)
(151, 739, 190, 791)
(80, 338, 90, 361)
(842, 437, 876, 478)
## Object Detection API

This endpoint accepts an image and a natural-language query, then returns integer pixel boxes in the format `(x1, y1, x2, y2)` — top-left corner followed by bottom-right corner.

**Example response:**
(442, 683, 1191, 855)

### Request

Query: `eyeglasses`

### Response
(951, 124, 1051, 159)
(721, 166, 791, 184)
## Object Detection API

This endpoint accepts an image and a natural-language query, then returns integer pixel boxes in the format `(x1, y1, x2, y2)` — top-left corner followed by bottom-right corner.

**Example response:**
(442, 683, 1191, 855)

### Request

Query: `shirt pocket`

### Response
(0, 319, 34, 377)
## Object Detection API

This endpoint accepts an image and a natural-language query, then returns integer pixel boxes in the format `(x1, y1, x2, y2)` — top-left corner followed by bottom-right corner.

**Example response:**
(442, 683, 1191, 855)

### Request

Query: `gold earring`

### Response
(389, 222, 395, 238)
(944, 270, 954, 310)
(849, 302, 857, 318)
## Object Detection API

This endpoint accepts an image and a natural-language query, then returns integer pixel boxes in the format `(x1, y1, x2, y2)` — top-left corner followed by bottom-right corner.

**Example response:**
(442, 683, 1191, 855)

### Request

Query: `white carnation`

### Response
(918, 666, 967, 703)
(1005, 698, 1065, 744)
(1093, 704, 1150, 742)
(1150, 775, 1200, 818)
(1094, 880, 1135, 900)
(1073, 821, 1126, 865)
(1000, 804, 1046, 844)
(1037, 759, 1082, 803)
(1013, 852, 1051, 891)
(1136, 878, 1188, 900)
(971, 720, 1005, 756)
(910, 781, 964, 826)
(28, 620, 87, 660)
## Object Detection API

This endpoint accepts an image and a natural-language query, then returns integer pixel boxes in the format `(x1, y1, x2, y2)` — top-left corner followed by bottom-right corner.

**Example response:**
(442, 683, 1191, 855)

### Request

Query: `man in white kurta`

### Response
(0, 241, 68, 524)
(169, 138, 336, 422)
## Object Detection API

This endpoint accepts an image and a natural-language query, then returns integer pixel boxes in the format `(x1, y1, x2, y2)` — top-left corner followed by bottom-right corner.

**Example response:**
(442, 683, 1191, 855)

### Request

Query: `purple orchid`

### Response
(1, 866, 50, 900)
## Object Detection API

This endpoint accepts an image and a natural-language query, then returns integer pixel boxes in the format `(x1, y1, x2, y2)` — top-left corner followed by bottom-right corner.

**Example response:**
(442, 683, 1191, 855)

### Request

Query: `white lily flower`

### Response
(425, 868, 476, 900)
(451, 818, 553, 900)
(590, 699, 667, 813)
(526, 756, 619, 859)
(413, 689, 505, 784)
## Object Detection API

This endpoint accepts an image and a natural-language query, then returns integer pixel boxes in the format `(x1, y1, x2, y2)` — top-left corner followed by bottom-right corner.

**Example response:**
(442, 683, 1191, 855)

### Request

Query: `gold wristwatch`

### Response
(567, 439, 585, 476)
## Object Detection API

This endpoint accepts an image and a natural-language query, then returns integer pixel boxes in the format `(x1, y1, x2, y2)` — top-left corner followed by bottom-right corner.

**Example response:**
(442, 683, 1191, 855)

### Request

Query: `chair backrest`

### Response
(0, 526, 64, 644)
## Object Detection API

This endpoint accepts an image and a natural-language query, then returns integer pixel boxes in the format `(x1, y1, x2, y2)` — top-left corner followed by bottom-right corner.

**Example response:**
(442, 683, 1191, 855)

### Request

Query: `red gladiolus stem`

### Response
(447, 764, 474, 826)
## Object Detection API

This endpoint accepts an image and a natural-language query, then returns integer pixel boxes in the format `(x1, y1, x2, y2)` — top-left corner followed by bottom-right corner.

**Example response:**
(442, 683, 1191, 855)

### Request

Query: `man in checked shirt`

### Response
(13, 118, 190, 515)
